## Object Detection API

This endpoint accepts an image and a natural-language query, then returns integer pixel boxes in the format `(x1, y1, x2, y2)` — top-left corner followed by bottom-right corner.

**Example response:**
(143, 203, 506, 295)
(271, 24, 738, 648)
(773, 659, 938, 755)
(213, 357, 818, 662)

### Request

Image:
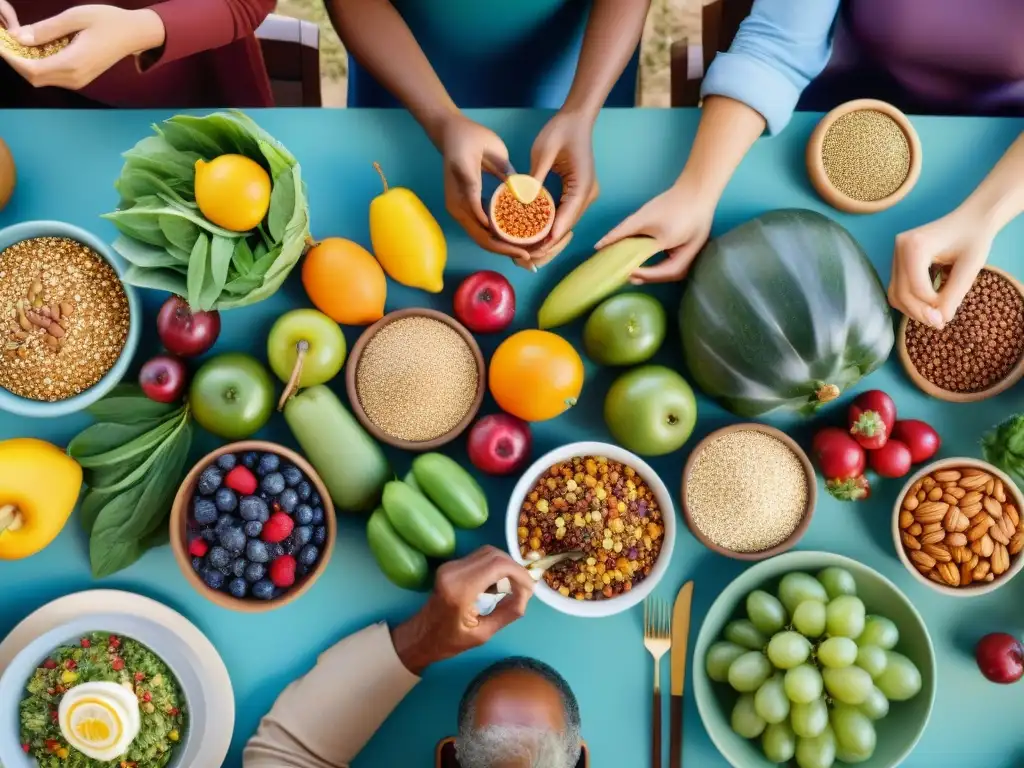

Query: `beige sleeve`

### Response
(243, 622, 421, 768)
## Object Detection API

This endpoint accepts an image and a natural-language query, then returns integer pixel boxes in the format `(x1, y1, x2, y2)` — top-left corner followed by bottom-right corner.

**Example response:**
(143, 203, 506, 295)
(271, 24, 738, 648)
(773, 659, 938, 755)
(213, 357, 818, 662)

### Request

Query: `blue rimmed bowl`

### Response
(0, 221, 140, 418)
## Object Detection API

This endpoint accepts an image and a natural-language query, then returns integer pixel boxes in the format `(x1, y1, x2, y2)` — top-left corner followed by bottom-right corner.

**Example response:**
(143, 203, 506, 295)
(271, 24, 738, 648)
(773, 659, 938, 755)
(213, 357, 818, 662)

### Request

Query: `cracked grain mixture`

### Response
(0, 237, 130, 402)
(518, 455, 665, 601)
(822, 109, 911, 202)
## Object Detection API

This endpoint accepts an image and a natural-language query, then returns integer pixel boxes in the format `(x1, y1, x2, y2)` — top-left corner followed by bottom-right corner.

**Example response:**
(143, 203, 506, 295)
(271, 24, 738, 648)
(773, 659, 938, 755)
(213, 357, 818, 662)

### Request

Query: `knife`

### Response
(669, 581, 693, 768)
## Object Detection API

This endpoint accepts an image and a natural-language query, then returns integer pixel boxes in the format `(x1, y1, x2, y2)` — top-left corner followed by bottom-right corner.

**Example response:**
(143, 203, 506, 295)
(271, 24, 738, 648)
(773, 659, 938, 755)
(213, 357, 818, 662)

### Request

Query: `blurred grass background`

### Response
(274, 0, 700, 107)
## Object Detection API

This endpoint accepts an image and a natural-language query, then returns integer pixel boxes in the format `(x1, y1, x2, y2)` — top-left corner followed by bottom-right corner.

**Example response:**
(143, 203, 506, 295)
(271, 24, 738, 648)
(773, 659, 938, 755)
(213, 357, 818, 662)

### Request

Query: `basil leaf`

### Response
(103, 209, 168, 248)
(143, 525, 171, 550)
(222, 273, 264, 297)
(231, 238, 255, 274)
(79, 486, 120, 535)
(75, 416, 181, 469)
(120, 135, 200, 185)
(156, 120, 225, 159)
(186, 233, 210, 310)
(87, 416, 187, 495)
(206, 235, 234, 306)
(68, 413, 178, 460)
(117, 167, 195, 209)
(123, 265, 188, 297)
(252, 240, 269, 262)
(89, 482, 149, 578)
(137, 420, 193, 540)
(87, 387, 178, 423)
(159, 213, 201, 255)
(267, 169, 295, 242)
(113, 236, 186, 271)
(258, 138, 292, 181)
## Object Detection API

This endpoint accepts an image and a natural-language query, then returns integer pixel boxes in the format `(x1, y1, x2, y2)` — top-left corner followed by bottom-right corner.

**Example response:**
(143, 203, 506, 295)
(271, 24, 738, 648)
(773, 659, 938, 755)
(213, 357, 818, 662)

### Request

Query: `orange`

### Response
(302, 238, 387, 325)
(194, 154, 271, 232)
(489, 330, 584, 422)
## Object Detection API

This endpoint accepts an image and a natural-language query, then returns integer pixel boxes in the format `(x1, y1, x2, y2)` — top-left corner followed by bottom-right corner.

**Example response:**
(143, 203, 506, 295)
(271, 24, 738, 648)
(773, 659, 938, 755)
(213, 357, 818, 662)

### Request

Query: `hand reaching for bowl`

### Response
(390, 546, 535, 675)
(0, 5, 165, 91)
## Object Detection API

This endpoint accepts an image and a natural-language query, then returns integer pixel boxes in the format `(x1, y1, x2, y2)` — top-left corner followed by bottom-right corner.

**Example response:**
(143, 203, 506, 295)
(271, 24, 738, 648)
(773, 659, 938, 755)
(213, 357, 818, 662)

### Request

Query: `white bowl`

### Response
(891, 456, 1024, 596)
(505, 441, 676, 618)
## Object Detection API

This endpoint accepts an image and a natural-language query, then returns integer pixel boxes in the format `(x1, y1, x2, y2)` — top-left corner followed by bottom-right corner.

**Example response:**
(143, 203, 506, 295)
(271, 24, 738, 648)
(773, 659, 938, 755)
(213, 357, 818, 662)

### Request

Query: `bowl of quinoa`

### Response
(0, 221, 140, 418)
(505, 441, 676, 618)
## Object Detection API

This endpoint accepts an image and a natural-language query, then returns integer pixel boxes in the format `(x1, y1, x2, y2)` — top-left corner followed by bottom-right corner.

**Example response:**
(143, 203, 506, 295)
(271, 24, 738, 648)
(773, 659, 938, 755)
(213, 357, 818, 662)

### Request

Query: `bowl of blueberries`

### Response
(169, 441, 337, 612)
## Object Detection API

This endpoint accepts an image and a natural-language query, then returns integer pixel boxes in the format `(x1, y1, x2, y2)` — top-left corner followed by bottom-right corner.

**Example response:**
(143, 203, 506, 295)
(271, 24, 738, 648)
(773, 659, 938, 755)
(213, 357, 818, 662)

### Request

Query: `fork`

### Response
(644, 596, 671, 767)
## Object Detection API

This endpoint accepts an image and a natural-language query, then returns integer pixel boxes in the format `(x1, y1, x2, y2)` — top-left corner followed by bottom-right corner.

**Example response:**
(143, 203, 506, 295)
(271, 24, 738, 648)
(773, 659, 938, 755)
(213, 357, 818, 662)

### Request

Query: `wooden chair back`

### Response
(671, 0, 754, 107)
(256, 13, 323, 107)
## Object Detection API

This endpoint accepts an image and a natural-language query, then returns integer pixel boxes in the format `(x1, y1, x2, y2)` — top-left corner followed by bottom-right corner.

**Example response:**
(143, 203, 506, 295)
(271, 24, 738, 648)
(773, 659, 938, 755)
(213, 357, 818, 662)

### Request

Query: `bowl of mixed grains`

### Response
(0, 221, 140, 417)
(505, 441, 676, 618)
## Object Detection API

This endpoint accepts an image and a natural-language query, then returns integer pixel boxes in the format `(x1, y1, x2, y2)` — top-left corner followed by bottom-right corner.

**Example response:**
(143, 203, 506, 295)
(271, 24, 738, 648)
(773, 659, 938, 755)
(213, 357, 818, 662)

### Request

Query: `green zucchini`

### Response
(381, 480, 456, 558)
(411, 453, 488, 529)
(403, 470, 421, 493)
(366, 508, 430, 590)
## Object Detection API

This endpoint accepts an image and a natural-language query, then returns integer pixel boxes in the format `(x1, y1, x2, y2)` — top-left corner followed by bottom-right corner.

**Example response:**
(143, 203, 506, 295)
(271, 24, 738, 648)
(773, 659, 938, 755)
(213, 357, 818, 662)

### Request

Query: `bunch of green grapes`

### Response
(705, 568, 923, 767)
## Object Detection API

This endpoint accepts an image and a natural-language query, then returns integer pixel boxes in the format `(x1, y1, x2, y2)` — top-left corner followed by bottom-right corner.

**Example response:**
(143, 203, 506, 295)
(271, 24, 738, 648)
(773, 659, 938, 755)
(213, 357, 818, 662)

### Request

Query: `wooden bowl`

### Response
(345, 308, 485, 451)
(681, 423, 816, 561)
(896, 266, 1024, 403)
(806, 99, 922, 214)
(169, 441, 337, 613)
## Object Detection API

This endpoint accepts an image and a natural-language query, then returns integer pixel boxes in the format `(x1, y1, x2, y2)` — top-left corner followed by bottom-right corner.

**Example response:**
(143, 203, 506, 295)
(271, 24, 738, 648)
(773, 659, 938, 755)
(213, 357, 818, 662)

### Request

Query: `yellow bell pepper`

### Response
(369, 162, 447, 293)
(0, 438, 82, 560)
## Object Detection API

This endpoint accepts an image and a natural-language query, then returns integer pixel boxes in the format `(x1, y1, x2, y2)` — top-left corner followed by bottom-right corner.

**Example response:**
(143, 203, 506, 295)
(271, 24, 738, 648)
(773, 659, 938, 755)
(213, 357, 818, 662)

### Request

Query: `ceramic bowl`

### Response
(693, 551, 936, 768)
(0, 613, 205, 767)
(896, 266, 1024, 403)
(0, 221, 141, 418)
(169, 441, 337, 613)
(892, 457, 1024, 596)
(504, 441, 676, 619)
(681, 423, 816, 561)
(345, 308, 485, 451)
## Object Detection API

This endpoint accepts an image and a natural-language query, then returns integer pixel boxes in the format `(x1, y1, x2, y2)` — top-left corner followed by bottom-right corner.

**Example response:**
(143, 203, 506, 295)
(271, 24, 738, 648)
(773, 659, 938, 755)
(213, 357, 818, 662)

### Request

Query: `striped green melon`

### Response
(680, 209, 894, 418)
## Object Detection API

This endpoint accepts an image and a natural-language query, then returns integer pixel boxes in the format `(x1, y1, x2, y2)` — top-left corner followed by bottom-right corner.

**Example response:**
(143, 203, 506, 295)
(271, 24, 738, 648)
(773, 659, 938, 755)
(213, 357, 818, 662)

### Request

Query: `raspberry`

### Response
(188, 537, 209, 557)
(111, 658, 125, 671)
(80, 638, 91, 648)
(269, 555, 297, 588)
(261, 512, 294, 544)
(224, 466, 258, 495)
(108, 635, 121, 649)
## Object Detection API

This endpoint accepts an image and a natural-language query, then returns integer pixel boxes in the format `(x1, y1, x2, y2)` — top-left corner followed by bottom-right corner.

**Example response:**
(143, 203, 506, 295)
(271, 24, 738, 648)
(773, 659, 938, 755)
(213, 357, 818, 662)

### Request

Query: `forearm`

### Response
(147, 0, 273, 66)
(561, 0, 651, 117)
(961, 132, 1024, 233)
(326, 0, 458, 145)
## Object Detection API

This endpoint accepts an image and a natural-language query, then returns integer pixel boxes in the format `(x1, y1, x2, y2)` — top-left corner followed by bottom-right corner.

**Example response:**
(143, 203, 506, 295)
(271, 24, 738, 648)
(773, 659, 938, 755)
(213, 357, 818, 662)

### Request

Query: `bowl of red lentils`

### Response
(505, 441, 676, 618)
(0, 221, 140, 418)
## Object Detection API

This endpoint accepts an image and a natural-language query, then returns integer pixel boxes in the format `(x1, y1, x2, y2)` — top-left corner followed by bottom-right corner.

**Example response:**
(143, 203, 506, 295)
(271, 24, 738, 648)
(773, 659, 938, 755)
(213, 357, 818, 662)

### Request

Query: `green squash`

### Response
(680, 209, 893, 418)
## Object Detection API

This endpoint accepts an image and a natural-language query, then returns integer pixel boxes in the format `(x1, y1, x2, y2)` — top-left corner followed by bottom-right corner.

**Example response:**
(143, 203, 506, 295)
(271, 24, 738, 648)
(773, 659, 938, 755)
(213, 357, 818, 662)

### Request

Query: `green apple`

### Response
(267, 309, 347, 388)
(190, 352, 276, 439)
(583, 293, 666, 366)
(604, 365, 697, 456)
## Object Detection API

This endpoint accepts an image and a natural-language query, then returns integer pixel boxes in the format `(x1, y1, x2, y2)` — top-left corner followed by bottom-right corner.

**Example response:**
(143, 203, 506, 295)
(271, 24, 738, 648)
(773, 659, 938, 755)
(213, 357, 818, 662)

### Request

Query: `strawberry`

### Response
(224, 466, 258, 495)
(262, 512, 294, 543)
(269, 555, 297, 588)
(826, 475, 871, 501)
(849, 410, 888, 450)
(188, 537, 209, 557)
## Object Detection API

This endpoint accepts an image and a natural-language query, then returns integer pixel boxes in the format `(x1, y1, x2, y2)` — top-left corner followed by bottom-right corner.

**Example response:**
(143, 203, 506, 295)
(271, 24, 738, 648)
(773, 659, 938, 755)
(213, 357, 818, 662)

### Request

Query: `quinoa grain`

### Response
(821, 109, 910, 202)
(492, 187, 552, 240)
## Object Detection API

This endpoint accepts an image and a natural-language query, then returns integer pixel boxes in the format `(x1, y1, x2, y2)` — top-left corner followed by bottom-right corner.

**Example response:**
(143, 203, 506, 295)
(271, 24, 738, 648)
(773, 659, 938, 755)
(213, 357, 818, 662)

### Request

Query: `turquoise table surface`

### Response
(1, 108, 1023, 768)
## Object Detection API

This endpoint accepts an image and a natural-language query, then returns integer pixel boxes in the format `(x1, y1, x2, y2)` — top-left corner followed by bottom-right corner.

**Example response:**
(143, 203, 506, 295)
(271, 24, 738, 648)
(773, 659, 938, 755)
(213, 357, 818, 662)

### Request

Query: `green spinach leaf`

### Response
(113, 237, 186, 271)
(123, 265, 188, 297)
(267, 169, 295, 242)
(186, 233, 211, 310)
(159, 213, 202, 255)
(231, 237, 255, 274)
(75, 416, 181, 469)
(206, 234, 235, 306)
(68, 413, 179, 460)
(87, 386, 178, 423)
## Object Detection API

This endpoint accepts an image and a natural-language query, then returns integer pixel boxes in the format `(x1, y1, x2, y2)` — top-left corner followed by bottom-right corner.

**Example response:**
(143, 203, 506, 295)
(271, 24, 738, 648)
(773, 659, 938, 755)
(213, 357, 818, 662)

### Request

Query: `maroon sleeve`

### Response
(145, 0, 276, 68)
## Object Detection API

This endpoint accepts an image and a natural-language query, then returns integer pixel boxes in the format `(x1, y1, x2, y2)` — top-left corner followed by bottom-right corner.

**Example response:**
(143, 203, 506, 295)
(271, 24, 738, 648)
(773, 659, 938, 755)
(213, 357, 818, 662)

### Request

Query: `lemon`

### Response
(505, 173, 542, 204)
(194, 154, 272, 232)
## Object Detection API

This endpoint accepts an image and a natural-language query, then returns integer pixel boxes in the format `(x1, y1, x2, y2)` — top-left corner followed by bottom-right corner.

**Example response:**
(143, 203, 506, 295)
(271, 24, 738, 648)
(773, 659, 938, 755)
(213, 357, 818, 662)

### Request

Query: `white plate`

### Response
(0, 590, 233, 766)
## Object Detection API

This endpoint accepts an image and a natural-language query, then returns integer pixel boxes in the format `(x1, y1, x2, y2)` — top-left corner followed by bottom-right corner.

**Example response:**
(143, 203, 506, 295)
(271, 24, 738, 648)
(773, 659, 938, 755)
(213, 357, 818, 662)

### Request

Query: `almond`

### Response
(947, 486, 966, 500)
(954, 512, 971, 533)
(934, 470, 962, 483)
(916, 490, 926, 503)
(959, 473, 991, 491)
(910, 550, 936, 569)
(970, 534, 995, 558)
(909, 480, 923, 495)
(960, 491, 983, 507)
(902, 494, 919, 512)
(945, 532, 968, 548)
(937, 561, 960, 586)
(942, 480, 959, 491)
(928, 570, 946, 585)
(994, 479, 1007, 504)
(960, 562, 974, 587)
(921, 530, 945, 546)
(943, 506, 960, 531)
(968, 554, 980, 570)
(899, 509, 914, 529)
(983, 496, 1003, 519)
(923, 543, 951, 562)
(941, 493, 959, 506)
(961, 467, 989, 477)
(901, 532, 921, 551)
(985, 573, 996, 582)
(923, 521, 943, 534)
(922, 476, 937, 491)
(960, 502, 983, 518)
(926, 486, 943, 501)
(1006, 503, 1020, 528)
(1010, 532, 1024, 556)
(968, 518, 993, 541)
(974, 560, 991, 579)
(992, 544, 1010, 576)
(915, 564, 932, 577)
(908, 522, 922, 536)
(914, 501, 949, 524)
(951, 545, 972, 564)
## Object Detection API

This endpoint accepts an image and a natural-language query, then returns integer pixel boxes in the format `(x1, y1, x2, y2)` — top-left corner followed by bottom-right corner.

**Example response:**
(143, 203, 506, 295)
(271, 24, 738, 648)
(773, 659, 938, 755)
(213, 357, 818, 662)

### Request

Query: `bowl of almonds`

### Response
(892, 457, 1024, 596)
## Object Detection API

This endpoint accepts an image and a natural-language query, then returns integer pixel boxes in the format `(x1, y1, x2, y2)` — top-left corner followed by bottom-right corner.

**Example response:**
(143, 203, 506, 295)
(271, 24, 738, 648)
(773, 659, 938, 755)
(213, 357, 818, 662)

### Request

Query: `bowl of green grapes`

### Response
(693, 551, 935, 768)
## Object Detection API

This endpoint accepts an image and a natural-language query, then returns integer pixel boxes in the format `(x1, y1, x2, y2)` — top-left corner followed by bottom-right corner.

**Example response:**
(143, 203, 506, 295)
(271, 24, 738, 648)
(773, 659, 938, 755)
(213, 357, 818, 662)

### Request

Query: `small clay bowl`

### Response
(345, 308, 486, 451)
(489, 179, 556, 247)
(170, 441, 337, 613)
(896, 266, 1024, 403)
(681, 423, 816, 561)
(807, 98, 922, 214)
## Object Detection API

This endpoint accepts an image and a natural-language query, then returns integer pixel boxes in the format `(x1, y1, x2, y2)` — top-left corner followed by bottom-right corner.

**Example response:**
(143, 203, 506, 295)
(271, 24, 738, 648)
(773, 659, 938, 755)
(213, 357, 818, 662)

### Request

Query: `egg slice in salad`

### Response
(58, 681, 141, 761)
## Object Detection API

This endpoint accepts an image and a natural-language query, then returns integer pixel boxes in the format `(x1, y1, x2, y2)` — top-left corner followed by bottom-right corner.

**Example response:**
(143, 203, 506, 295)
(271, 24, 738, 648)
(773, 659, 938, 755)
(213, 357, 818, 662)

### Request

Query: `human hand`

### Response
(595, 175, 715, 284)
(0, 5, 165, 91)
(889, 206, 994, 329)
(390, 546, 535, 675)
(0, 1, 19, 31)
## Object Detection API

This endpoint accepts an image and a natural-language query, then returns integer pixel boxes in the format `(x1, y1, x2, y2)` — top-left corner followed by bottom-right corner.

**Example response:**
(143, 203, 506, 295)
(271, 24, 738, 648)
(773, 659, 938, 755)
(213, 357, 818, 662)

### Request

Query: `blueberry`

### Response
(294, 504, 314, 526)
(281, 464, 303, 487)
(202, 568, 226, 590)
(193, 498, 218, 526)
(252, 579, 275, 600)
(215, 514, 236, 534)
(280, 538, 298, 556)
(214, 488, 238, 513)
(311, 506, 325, 526)
(297, 563, 310, 577)
(200, 527, 218, 543)
(239, 495, 270, 523)
(228, 578, 249, 599)
(246, 539, 270, 563)
(298, 544, 319, 568)
(257, 453, 280, 476)
(219, 526, 247, 553)
(198, 466, 223, 496)
(242, 451, 260, 469)
(231, 558, 248, 579)
(261, 472, 286, 496)
(310, 492, 322, 508)
(191, 556, 203, 572)
(208, 546, 232, 569)
(244, 562, 266, 583)
(296, 481, 312, 502)
(244, 520, 263, 538)
(292, 526, 313, 547)
(267, 542, 285, 560)
(217, 453, 239, 472)
(278, 488, 299, 514)
(313, 525, 327, 547)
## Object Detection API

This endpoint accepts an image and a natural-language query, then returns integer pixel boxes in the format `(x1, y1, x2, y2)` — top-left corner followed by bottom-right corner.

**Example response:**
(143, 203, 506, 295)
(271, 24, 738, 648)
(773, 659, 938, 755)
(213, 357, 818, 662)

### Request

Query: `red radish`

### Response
(156, 296, 220, 357)
(849, 411, 888, 450)
(869, 439, 913, 478)
(976, 633, 1024, 684)
(849, 390, 897, 431)
(139, 355, 187, 404)
(826, 475, 871, 501)
(812, 427, 866, 479)
(891, 420, 940, 464)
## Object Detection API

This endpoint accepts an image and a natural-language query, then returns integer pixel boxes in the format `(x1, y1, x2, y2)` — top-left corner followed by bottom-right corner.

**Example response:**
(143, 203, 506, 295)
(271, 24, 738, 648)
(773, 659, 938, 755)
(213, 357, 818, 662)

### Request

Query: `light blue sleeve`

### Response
(700, 0, 841, 134)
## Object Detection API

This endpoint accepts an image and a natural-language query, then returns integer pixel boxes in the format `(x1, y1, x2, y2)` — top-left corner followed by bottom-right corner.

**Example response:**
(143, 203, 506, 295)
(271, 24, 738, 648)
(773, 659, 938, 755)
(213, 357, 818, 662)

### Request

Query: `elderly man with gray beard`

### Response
(243, 546, 586, 768)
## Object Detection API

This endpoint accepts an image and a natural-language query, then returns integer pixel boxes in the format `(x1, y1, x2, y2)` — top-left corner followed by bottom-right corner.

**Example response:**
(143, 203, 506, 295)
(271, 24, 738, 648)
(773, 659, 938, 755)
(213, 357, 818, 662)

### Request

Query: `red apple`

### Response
(453, 271, 515, 333)
(157, 295, 221, 357)
(976, 632, 1024, 684)
(139, 355, 188, 403)
(467, 414, 531, 475)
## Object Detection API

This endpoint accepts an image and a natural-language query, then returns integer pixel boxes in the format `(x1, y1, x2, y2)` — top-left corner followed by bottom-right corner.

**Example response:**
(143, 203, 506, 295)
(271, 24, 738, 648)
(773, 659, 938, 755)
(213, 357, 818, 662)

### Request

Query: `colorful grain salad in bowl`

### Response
(505, 441, 676, 618)
(19, 632, 187, 767)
